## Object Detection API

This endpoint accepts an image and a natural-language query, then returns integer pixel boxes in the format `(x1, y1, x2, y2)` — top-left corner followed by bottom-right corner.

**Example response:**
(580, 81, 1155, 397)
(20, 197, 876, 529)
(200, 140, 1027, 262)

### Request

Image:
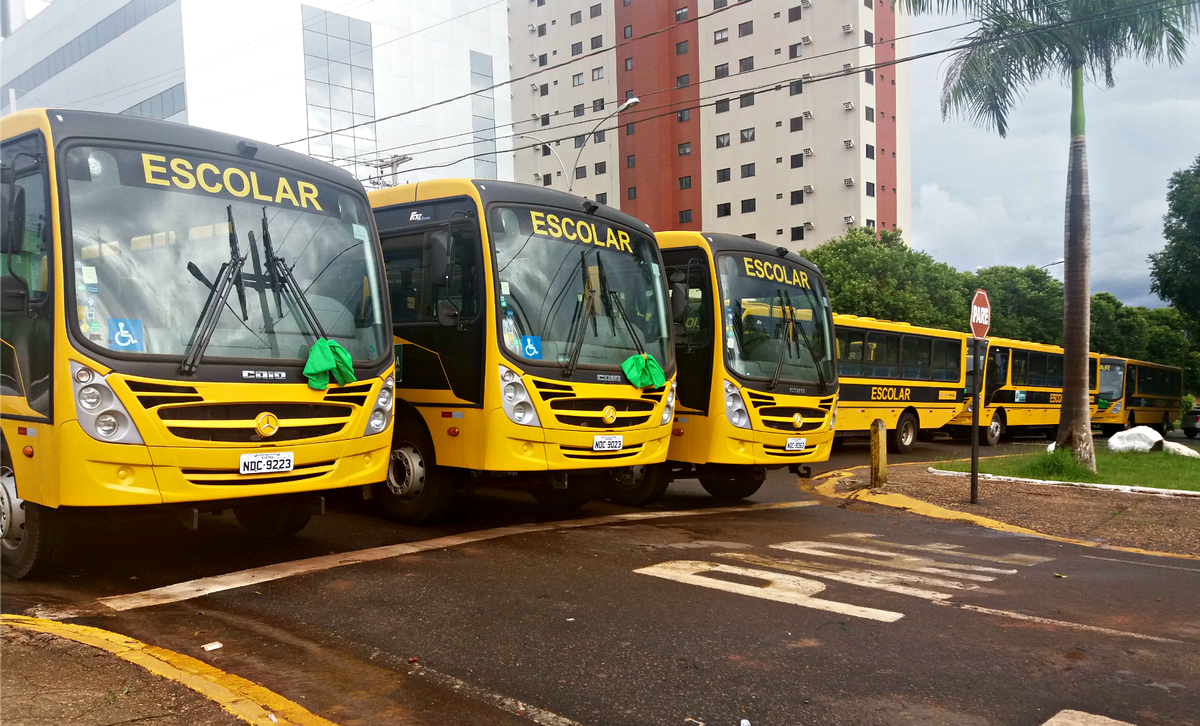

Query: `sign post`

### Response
(969, 289, 991, 504)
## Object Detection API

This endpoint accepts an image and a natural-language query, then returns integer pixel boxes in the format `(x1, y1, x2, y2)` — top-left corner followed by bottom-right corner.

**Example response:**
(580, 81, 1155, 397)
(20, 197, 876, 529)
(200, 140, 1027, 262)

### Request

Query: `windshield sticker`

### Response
(108, 319, 144, 351)
(738, 256, 811, 289)
(500, 281, 510, 295)
(84, 296, 96, 308)
(81, 266, 98, 284)
(520, 335, 543, 359)
(526, 210, 634, 254)
(352, 223, 368, 241)
(87, 284, 99, 293)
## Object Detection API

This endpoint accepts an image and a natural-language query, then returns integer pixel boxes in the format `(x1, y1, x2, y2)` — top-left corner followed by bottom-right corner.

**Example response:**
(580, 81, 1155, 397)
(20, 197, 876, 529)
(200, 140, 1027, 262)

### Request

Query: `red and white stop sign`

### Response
(970, 289, 991, 340)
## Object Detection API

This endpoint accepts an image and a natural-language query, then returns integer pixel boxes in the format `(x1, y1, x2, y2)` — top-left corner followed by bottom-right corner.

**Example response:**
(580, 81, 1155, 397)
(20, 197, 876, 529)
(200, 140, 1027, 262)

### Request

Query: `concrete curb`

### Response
(925, 467, 1200, 498)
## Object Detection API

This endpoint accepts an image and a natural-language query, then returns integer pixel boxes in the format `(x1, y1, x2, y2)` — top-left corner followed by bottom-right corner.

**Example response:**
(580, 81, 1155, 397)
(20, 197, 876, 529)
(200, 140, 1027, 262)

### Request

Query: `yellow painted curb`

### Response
(802, 466, 1200, 563)
(0, 614, 340, 726)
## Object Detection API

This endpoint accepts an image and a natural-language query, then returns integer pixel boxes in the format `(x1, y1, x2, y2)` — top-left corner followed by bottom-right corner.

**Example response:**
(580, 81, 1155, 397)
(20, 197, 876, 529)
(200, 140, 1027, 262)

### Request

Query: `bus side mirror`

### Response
(436, 299, 460, 328)
(0, 181, 26, 255)
(428, 228, 455, 287)
(670, 282, 688, 324)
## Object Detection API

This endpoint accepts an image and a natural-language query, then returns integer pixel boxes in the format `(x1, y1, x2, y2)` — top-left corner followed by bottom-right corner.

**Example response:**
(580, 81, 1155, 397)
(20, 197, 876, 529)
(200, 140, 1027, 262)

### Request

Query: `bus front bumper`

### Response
(483, 410, 671, 471)
(709, 423, 834, 467)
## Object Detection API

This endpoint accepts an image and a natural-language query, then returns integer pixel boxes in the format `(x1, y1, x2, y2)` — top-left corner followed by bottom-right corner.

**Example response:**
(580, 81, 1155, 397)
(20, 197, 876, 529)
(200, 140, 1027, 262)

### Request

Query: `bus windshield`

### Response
(716, 253, 834, 389)
(63, 145, 387, 364)
(1099, 359, 1125, 401)
(489, 205, 672, 372)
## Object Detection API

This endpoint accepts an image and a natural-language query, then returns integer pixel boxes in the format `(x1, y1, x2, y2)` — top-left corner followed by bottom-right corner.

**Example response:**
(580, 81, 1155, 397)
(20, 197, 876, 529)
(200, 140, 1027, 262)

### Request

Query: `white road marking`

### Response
(97, 501, 819, 613)
(409, 661, 582, 726)
(770, 541, 1016, 581)
(1080, 555, 1200, 573)
(832, 533, 1053, 566)
(931, 602, 1182, 644)
(716, 552, 974, 600)
(1041, 709, 1137, 725)
(634, 560, 904, 622)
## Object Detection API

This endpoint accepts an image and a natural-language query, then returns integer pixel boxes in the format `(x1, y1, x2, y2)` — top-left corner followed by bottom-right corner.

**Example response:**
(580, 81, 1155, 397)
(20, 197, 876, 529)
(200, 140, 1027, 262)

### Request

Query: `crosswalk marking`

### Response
(831, 532, 1054, 566)
(715, 552, 973, 600)
(770, 540, 1018, 581)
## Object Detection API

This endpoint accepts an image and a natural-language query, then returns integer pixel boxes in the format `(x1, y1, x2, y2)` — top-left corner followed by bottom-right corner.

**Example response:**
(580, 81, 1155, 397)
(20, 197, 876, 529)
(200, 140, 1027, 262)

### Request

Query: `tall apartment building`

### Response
(508, 0, 911, 247)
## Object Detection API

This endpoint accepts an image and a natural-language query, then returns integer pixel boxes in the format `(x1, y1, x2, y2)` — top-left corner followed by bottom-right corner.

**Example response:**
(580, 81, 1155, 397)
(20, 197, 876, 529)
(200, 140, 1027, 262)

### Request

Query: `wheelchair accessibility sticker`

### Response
(109, 319, 144, 352)
(520, 335, 542, 360)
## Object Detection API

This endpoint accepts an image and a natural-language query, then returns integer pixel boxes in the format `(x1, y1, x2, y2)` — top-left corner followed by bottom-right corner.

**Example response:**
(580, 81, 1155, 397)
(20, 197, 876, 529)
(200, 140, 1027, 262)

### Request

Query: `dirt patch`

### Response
(846, 465, 1200, 556)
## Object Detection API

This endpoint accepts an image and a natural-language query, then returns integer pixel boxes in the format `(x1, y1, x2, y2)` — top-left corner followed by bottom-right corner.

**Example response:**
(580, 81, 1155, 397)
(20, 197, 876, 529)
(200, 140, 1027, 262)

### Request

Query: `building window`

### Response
(865, 69, 874, 84)
(866, 182, 876, 197)
(679, 175, 692, 189)
(789, 42, 803, 59)
(677, 74, 690, 87)
(627, 154, 636, 167)
(593, 98, 605, 112)
(537, 0, 545, 6)
(715, 63, 729, 79)
(791, 189, 804, 204)
(571, 11, 582, 24)
(865, 30, 874, 45)
(574, 104, 585, 117)
(865, 0, 873, 7)
(592, 67, 604, 80)
(573, 73, 584, 86)
(626, 123, 635, 135)
(714, 0, 728, 8)
(789, 80, 803, 95)
(626, 89, 635, 99)
(866, 144, 875, 159)
(739, 56, 754, 72)
(575, 135, 586, 148)
(595, 161, 607, 175)
(576, 166, 587, 179)
(717, 168, 731, 182)
(537, 23, 546, 36)
(741, 198, 756, 213)
(675, 7, 688, 21)
(714, 28, 728, 43)
(628, 186, 637, 199)
(739, 127, 755, 143)
(625, 57, 634, 71)
(790, 153, 803, 168)
(788, 6, 802, 21)
(867, 219, 876, 229)
(542, 144, 552, 156)
(739, 93, 754, 108)
(539, 83, 549, 96)
(596, 192, 608, 204)
(717, 203, 731, 217)
(572, 42, 583, 56)
(738, 20, 753, 36)
(679, 209, 693, 223)
(678, 142, 692, 156)
(594, 130, 605, 143)
(543, 175, 553, 186)
(790, 116, 803, 132)
(592, 35, 604, 49)
(541, 113, 550, 126)
(791, 226, 804, 241)
(716, 133, 730, 148)
(624, 25, 633, 39)
(676, 40, 689, 55)
(677, 109, 691, 122)
(740, 163, 755, 178)
(715, 98, 730, 113)
(538, 53, 548, 66)
(865, 106, 874, 122)
(591, 3, 602, 17)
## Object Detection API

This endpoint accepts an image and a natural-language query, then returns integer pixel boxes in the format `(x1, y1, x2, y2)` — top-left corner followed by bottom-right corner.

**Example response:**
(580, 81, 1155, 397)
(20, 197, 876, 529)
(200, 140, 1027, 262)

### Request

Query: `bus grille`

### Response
(127, 380, 204, 408)
(758, 406, 828, 432)
(549, 398, 655, 429)
(558, 443, 644, 461)
(180, 460, 337, 486)
(158, 403, 353, 442)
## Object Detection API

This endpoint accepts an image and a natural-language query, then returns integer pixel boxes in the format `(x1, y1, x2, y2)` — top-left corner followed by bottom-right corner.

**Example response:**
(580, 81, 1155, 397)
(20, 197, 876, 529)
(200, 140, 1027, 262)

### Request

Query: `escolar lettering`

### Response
(741, 256, 810, 288)
(528, 210, 633, 253)
(871, 386, 911, 401)
(141, 153, 323, 211)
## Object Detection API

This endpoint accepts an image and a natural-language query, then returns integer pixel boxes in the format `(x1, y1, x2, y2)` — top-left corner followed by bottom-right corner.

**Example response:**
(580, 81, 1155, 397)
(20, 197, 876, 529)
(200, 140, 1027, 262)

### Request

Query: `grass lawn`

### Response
(937, 448, 1200, 491)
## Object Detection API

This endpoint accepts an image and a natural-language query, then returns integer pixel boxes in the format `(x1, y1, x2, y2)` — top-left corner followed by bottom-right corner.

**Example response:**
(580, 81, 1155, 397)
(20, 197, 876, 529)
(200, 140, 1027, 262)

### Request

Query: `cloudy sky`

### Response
(905, 14, 1200, 307)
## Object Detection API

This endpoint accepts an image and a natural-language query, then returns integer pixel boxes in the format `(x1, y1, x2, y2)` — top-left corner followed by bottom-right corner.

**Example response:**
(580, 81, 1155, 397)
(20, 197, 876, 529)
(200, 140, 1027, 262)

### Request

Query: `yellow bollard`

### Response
(870, 418, 887, 488)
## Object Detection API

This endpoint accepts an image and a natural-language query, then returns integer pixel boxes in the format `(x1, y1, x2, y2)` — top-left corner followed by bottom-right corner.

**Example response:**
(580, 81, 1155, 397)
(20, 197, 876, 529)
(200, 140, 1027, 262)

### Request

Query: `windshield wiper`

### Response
(564, 250, 597, 378)
(784, 289, 828, 393)
(259, 208, 327, 343)
(595, 251, 646, 357)
(767, 290, 793, 391)
(181, 206, 247, 375)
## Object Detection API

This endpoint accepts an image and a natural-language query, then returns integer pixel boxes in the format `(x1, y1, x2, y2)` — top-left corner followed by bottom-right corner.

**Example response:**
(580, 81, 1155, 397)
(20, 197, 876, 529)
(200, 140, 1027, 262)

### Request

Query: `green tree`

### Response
(967, 266, 1064, 344)
(900, 0, 1198, 471)
(1089, 292, 1148, 358)
(1149, 154, 1200, 326)
(804, 227, 970, 330)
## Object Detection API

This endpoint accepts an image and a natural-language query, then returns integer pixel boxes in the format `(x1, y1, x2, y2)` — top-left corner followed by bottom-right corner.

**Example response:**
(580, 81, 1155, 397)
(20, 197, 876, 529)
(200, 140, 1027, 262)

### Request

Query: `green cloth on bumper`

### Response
(621, 353, 666, 389)
(303, 338, 357, 390)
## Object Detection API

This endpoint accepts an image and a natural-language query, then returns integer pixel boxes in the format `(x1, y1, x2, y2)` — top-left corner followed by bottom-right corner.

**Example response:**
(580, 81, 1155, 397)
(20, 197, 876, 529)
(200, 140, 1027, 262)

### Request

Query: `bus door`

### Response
(985, 346, 1008, 407)
(661, 248, 713, 414)
(376, 198, 484, 404)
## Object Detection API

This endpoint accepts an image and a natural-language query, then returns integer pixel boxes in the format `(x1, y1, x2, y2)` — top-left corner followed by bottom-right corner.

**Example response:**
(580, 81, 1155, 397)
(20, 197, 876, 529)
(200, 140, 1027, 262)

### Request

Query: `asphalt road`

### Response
(3, 433, 1198, 726)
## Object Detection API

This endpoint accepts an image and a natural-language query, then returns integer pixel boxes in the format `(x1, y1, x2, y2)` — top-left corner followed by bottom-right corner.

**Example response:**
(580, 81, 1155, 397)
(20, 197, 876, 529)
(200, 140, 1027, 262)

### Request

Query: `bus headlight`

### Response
(70, 362, 144, 444)
(724, 380, 751, 430)
(1111, 402, 1122, 414)
(660, 381, 677, 425)
(499, 366, 541, 427)
(364, 376, 395, 436)
(368, 409, 387, 432)
(829, 404, 837, 430)
(376, 388, 393, 408)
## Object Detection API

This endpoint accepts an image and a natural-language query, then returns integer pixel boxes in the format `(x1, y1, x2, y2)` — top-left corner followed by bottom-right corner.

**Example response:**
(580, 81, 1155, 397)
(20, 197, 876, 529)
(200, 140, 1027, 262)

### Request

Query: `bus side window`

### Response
(1090, 357, 1098, 391)
(864, 331, 899, 378)
(1011, 350, 1028, 386)
(931, 339, 960, 382)
(1047, 354, 1063, 387)
(987, 347, 1008, 390)
(837, 329, 864, 376)
(381, 230, 428, 323)
(1028, 352, 1047, 387)
(901, 335, 932, 380)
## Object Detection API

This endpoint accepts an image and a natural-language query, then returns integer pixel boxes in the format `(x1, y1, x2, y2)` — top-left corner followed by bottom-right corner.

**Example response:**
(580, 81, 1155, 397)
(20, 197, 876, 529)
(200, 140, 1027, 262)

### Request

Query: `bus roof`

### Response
(656, 230, 823, 277)
(369, 178, 655, 237)
(1114, 357, 1183, 371)
(5, 108, 363, 189)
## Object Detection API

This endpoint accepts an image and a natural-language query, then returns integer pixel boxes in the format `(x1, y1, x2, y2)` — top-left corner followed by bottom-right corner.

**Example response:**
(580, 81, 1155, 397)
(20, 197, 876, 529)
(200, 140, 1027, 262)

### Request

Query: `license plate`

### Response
(239, 452, 294, 475)
(786, 438, 807, 451)
(593, 435, 623, 451)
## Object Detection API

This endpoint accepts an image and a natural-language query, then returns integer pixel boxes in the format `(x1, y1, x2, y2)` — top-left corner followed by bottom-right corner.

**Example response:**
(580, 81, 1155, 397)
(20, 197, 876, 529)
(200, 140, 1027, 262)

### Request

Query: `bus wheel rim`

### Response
(901, 421, 915, 447)
(387, 444, 426, 499)
(989, 419, 1001, 439)
(615, 465, 645, 489)
(0, 466, 25, 551)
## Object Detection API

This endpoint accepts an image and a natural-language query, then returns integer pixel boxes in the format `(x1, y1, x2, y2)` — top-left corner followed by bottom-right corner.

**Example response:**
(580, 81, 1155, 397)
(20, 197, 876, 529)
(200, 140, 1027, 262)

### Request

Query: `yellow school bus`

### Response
(1093, 356, 1183, 435)
(946, 337, 1099, 445)
(832, 315, 967, 453)
(0, 110, 394, 577)
(648, 232, 837, 501)
(368, 180, 676, 520)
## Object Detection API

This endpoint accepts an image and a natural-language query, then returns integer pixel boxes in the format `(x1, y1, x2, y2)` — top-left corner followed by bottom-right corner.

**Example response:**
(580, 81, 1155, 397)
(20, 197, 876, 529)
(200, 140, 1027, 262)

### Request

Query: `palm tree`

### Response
(901, 0, 1197, 471)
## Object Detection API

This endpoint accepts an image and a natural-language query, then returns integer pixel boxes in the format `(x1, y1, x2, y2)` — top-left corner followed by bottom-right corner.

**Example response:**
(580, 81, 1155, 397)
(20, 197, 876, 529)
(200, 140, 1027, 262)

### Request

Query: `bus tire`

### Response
(982, 411, 1003, 447)
(830, 437, 846, 451)
(234, 499, 312, 538)
(700, 467, 764, 501)
(377, 417, 455, 525)
(889, 411, 918, 455)
(1, 463, 65, 579)
(531, 480, 593, 511)
(607, 464, 670, 506)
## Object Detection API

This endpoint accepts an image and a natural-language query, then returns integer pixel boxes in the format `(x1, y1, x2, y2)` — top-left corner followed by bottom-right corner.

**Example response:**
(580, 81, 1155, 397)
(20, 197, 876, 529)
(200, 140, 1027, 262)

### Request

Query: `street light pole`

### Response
(1039, 258, 1065, 270)
(568, 96, 639, 193)
(515, 133, 569, 186)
